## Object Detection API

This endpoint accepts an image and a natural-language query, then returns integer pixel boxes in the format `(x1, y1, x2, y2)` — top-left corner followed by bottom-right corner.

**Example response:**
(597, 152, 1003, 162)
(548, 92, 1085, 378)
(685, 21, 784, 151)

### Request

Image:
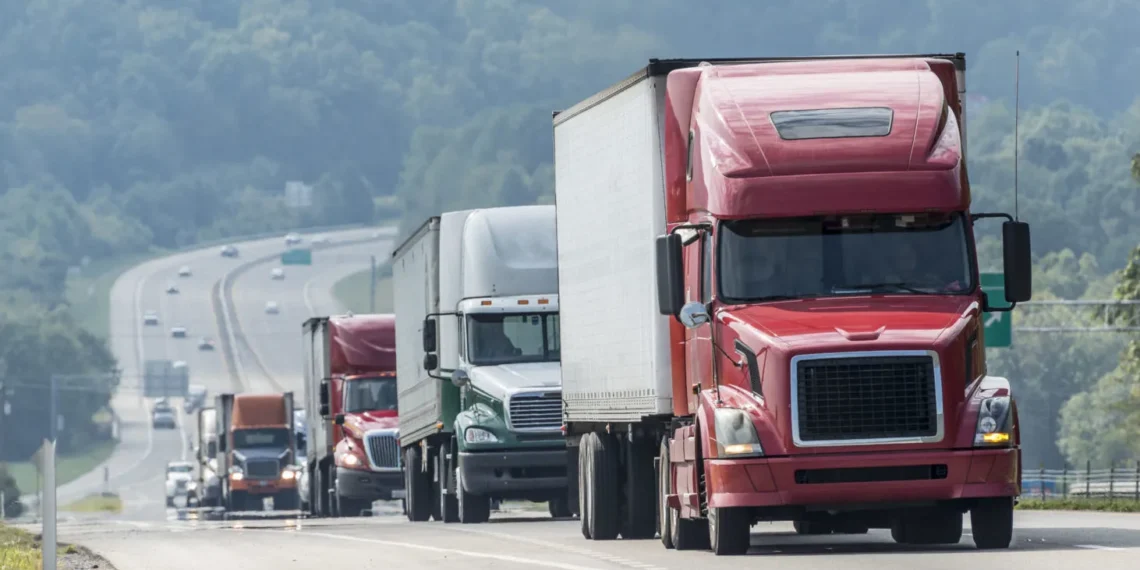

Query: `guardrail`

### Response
(1022, 464, 1140, 500)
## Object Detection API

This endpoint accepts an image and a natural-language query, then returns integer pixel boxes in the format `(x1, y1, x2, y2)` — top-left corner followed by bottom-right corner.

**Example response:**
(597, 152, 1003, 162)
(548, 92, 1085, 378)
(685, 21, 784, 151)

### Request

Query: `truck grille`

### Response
(244, 459, 280, 479)
(365, 433, 401, 469)
(794, 354, 939, 444)
(507, 391, 562, 431)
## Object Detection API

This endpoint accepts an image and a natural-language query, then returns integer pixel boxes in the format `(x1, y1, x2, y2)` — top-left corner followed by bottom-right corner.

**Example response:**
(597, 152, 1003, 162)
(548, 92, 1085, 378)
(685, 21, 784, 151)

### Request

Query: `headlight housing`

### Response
(337, 451, 363, 469)
(228, 465, 244, 480)
(713, 408, 764, 458)
(974, 396, 1013, 446)
(465, 427, 498, 444)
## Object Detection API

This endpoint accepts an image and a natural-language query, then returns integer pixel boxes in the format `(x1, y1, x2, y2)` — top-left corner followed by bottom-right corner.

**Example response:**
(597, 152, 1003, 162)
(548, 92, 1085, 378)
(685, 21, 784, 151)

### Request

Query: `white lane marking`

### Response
(110, 272, 157, 484)
(218, 254, 248, 390)
(1076, 544, 1126, 551)
(442, 526, 667, 570)
(249, 530, 606, 569)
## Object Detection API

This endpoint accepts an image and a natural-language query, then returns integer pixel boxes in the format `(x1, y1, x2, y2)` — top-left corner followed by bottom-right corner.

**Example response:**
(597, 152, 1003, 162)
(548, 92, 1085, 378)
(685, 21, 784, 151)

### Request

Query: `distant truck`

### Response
(393, 205, 570, 524)
(553, 55, 1032, 554)
(216, 392, 301, 512)
(189, 406, 222, 508)
(302, 314, 404, 517)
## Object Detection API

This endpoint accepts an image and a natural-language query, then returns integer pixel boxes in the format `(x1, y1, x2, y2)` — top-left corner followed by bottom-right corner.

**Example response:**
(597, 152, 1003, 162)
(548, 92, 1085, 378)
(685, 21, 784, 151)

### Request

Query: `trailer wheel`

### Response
(456, 456, 491, 523)
(970, 498, 1014, 549)
(404, 447, 432, 522)
(708, 506, 751, 555)
(549, 495, 573, 518)
(584, 431, 620, 540)
(658, 436, 674, 549)
(620, 437, 657, 539)
(438, 447, 459, 523)
(578, 434, 593, 539)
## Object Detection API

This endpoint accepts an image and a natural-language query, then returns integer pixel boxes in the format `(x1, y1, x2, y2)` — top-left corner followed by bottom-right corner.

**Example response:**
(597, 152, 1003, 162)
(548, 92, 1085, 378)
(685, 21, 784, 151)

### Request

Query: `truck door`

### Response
(683, 231, 714, 415)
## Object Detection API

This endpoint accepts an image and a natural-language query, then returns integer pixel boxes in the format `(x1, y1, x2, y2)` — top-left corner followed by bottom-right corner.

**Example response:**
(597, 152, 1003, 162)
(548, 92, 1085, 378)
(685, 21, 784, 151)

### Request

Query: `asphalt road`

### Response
(38, 228, 384, 522)
(21, 510, 1140, 569)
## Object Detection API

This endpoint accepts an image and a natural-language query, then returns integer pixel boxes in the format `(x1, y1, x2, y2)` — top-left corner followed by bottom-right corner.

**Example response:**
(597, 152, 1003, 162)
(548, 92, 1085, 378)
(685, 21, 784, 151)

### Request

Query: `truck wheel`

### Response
(275, 491, 299, 511)
(970, 498, 1014, 549)
(315, 466, 330, 517)
(456, 458, 491, 523)
(166, 496, 174, 508)
(404, 447, 432, 522)
(620, 438, 656, 539)
(658, 436, 674, 549)
(336, 494, 368, 517)
(438, 448, 459, 523)
(578, 435, 592, 539)
(584, 431, 620, 540)
(708, 507, 751, 555)
(549, 495, 573, 518)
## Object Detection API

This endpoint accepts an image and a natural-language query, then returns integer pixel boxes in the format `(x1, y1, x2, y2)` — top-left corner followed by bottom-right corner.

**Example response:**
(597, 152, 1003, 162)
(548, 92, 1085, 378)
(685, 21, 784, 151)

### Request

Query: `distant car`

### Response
(143, 311, 159, 326)
(184, 385, 208, 414)
(166, 283, 179, 294)
(284, 233, 302, 246)
(178, 265, 191, 277)
(198, 337, 214, 350)
(312, 235, 330, 245)
(172, 360, 188, 370)
(153, 398, 172, 412)
(270, 268, 285, 280)
(265, 301, 279, 314)
(220, 245, 239, 258)
(171, 326, 187, 338)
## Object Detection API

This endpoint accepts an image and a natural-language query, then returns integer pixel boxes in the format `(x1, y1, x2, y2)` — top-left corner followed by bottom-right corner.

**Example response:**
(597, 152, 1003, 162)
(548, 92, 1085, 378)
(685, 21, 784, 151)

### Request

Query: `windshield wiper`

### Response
(831, 282, 930, 294)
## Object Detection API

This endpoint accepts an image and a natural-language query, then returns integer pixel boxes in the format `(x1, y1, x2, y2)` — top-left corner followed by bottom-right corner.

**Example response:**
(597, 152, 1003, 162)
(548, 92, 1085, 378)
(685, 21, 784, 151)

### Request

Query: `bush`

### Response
(0, 465, 25, 519)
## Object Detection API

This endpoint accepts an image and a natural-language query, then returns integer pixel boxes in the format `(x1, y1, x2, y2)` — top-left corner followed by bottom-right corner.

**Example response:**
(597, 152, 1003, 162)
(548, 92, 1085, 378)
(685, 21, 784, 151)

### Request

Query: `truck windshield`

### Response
(344, 377, 398, 413)
(232, 428, 289, 449)
(167, 464, 192, 473)
(466, 312, 560, 366)
(718, 212, 973, 302)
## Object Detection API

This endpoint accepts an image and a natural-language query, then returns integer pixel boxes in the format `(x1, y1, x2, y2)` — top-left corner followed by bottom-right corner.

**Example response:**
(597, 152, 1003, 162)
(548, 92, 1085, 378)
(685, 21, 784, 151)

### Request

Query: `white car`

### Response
(166, 283, 179, 294)
(171, 326, 187, 338)
(271, 268, 285, 280)
(178, 265, 191, 277)
(220, 245, 239, 258)
(143, 311, 159, 326)
(265, 301, 279, 314)
(172, 360, 188, 369)
(165, 461, 195, 507)
(284, 233, 302, 246)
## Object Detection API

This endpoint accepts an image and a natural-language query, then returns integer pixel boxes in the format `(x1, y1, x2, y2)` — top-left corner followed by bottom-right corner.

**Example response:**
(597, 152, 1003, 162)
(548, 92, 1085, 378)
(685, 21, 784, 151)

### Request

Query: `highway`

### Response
(17, 228, 1140, 568)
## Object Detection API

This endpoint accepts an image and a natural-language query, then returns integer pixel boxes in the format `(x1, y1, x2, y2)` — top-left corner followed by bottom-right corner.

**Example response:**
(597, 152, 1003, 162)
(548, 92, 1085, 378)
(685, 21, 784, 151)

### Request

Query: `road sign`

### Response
(142, 359, 190, 398)
(980, 272, 1012, 348)
(282, 248, 312, 265)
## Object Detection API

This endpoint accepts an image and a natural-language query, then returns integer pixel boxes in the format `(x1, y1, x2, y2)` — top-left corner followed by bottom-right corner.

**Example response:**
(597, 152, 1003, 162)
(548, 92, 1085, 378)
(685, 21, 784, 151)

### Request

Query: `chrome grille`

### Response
(507, 391, 562, 431)
(794, 353, 940, 445)
(244, 459, 280, 479)
(365, 432, 401, 469)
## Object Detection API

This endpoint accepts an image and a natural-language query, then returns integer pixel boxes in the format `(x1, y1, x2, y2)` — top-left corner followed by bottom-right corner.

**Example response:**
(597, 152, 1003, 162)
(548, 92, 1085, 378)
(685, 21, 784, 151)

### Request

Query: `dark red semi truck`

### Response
(302, 314, 404, 517)
(553, 54, 1032, 555)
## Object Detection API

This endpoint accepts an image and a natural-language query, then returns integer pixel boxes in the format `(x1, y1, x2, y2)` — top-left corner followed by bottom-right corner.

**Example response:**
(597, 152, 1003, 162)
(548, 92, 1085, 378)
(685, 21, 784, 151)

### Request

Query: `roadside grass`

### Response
(1017, 498, 1140, 512)
(61, 493, 122, 514)
(0, 523, 41, 569)
(5, 441, 117, 496)
(65, 250, 162, 339)
(332, 270, 393, 314)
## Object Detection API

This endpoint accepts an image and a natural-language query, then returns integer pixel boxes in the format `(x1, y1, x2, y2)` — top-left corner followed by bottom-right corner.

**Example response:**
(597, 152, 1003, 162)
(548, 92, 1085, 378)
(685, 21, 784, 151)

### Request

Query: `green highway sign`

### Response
(282, 248, 312, 265)
(980, 272, 1012, 348)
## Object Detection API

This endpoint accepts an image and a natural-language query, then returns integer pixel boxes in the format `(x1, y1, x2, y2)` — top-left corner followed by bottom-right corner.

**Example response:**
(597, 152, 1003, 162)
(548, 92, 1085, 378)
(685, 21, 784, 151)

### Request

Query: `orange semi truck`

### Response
(554, 54, 1032, 555)
(216, 392, 300, 512)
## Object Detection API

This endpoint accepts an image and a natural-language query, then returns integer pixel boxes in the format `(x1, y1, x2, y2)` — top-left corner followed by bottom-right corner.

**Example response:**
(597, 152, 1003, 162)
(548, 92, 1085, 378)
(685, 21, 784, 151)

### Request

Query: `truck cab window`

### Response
(718, 212, 973, 303)
(467, 313, 559, 365)
(344, 377, 398, 413)
(232, 428, 290, 449)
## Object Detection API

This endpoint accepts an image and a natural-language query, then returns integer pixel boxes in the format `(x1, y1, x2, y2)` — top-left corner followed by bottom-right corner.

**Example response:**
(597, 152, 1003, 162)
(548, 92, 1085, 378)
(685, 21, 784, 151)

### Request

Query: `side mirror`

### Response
(678, 301, 711, 329)
(423, 353, 438, 371)
(451, 369, 470, 388)
(334, 414, 345, 426)
(655, 234, 684, 316)
(422, 318, 437, 353)
(318, 378, 330, 407)
(1001, 221, 1032, 303)
(318, 403, 329, 416)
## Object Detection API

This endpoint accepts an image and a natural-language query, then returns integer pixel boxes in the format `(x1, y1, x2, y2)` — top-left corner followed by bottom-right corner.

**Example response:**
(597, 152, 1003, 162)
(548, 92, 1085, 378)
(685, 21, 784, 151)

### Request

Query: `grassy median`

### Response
(5, 441, 117, 496)
(61, 493, 123, 514)
(332, 269, 393, 314)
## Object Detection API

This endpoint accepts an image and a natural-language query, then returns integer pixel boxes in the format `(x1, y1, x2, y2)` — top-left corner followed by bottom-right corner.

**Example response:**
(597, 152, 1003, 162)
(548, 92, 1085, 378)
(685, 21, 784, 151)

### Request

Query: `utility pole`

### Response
(43, 374, 59, 570)
(370, 255, 377, 313)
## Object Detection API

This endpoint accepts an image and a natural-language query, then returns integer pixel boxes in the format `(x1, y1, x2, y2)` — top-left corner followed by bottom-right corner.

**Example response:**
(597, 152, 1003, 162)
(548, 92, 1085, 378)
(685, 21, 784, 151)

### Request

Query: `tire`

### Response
(579, 434, 593, 539)
(708, 506, 751, 555)
(670, 508, 709, 550)
(438, 447, 459, 523)
(584, 431, 620, 540)
(275, 491, 300, 511)
(970, 497, 1014, 549)
(620, 438, 657, 540)
(456, 455, 491, 524)
(404, 447, 432, 522)
(549, 495, 573, 519)
(658, 437, 674, 549)
(165, 497, 174, 508)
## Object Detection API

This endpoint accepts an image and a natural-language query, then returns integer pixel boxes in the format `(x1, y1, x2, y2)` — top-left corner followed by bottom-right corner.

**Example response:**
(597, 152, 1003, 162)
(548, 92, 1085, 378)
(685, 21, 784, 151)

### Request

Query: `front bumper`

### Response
(231, 477, 297, 495)
(459, 449, 567, 495)
(705, 448, 1019, 509)
(336, 467, 405, 501)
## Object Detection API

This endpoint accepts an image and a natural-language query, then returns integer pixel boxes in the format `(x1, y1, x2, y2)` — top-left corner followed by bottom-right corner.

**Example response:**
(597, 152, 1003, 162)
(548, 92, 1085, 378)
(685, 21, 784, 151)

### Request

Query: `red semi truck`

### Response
(553, 54, 1032, 555)
(302, 314, 404, 517)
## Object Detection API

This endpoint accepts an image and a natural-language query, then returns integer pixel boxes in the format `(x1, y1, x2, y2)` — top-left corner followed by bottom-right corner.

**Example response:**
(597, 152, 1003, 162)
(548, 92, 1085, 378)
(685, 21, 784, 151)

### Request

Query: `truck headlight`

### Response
(465, 427, 498, 444)
(713, 408, 763, 457)
(974, 396, 1013, 446)
(228, 465, 244, 481)
(281, 467, 297, 480)
(338, 452, 363, 468)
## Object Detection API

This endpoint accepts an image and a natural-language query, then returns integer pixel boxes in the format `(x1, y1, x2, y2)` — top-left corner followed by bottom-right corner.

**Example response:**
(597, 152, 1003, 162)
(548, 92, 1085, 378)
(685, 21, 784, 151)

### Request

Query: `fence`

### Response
(1022, 462, 1140, 500)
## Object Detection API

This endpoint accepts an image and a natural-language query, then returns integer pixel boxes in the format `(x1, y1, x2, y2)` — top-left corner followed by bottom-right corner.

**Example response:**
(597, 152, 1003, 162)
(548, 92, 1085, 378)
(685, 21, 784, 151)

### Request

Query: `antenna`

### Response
(1013, 50, 1020, 221)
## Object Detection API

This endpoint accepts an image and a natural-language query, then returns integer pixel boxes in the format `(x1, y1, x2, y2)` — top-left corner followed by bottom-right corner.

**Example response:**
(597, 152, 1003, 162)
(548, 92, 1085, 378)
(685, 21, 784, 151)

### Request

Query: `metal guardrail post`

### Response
(1110, 465, 1115, 499)
(1038, 466, 1045, 500)
(1062, 465, 1068, 499)
(1135, 461, 1139, 502)
(1086, 460, 1091, 497)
